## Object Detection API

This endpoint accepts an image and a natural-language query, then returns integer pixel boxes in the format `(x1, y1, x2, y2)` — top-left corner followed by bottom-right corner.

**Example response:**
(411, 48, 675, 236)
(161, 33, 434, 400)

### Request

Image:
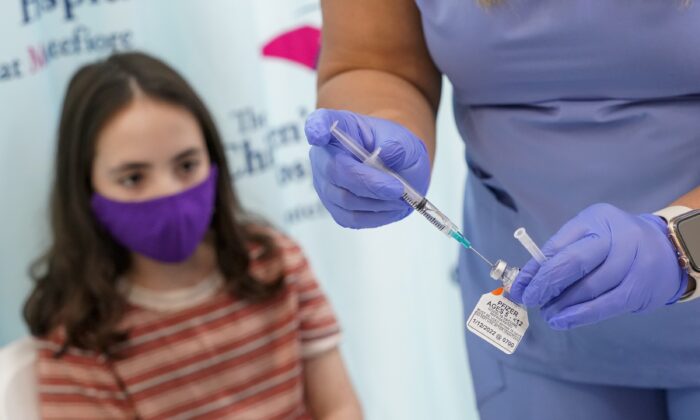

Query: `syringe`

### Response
(329, 121, 492, 265)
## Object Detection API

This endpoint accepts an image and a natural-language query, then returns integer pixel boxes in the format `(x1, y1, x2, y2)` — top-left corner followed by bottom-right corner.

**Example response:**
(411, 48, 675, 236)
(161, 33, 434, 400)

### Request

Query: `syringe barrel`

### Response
(403, 194, 454, 235)
(330, 122, 372, 161)
(514, 228, 547, 264)
(331, 121, 455, 235)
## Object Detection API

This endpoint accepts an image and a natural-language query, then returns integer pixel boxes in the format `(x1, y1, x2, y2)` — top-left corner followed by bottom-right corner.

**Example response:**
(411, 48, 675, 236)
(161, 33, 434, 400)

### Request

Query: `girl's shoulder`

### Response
(34, 328, 107, 371)
(244, 226, 340, 357)
(245, 224, 299, 252)
(245, 224, 309, 285)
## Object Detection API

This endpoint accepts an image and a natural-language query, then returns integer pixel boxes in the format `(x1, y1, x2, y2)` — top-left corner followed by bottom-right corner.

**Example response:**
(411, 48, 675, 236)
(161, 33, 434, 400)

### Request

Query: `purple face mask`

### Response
(91, 165, 218, 264)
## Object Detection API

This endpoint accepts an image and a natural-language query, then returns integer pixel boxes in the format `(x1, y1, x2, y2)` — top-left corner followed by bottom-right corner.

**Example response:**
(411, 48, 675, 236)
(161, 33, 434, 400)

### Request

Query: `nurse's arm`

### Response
(318, 0, 442, 161)
(671, 186, 700, 210)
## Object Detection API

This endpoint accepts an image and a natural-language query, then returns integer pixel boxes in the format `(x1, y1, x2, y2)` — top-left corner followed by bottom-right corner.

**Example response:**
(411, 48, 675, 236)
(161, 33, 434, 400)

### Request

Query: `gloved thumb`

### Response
(305, 108, 357, 147)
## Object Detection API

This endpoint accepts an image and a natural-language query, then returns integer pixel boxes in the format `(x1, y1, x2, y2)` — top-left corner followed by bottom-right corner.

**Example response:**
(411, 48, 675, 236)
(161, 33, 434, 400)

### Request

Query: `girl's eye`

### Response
(119, 173, 143, 188)
(179, 160, 199, 174)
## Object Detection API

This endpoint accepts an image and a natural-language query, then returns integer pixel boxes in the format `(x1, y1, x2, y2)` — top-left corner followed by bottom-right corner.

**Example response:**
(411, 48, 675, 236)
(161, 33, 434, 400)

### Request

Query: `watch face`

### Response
(677, 212, 700, 272)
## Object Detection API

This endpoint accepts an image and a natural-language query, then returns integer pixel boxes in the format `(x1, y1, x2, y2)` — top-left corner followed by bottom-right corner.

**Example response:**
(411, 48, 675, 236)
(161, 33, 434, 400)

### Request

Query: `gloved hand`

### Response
(305, 109, 431, 228)
(509, 203, 688, 330)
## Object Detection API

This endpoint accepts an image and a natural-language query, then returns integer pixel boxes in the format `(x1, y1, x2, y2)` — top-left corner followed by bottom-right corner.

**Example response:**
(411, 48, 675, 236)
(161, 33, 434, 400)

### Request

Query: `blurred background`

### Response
(0, 1, 477, 418)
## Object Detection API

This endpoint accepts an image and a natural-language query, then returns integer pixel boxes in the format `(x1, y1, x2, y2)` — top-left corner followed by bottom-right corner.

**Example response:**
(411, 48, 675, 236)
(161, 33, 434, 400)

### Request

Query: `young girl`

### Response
(24, 52, 362, 420)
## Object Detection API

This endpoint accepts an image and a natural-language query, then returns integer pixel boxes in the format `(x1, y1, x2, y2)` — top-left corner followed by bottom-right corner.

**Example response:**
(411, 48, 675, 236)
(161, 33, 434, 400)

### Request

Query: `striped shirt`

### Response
(36, 232, 341, 419)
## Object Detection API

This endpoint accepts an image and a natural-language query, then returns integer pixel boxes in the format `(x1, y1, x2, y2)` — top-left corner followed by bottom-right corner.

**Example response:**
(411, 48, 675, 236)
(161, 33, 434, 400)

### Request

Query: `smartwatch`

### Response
(654, 206, 700, 302)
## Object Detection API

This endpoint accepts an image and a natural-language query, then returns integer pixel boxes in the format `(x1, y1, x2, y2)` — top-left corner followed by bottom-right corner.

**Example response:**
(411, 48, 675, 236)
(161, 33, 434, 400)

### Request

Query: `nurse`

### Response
(304, 1, 700, 419)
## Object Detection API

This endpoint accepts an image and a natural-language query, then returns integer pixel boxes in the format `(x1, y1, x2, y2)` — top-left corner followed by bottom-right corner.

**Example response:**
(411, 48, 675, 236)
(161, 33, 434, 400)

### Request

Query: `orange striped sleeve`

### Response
(275, 233, 341, 359)
(36, 335, 133, 419)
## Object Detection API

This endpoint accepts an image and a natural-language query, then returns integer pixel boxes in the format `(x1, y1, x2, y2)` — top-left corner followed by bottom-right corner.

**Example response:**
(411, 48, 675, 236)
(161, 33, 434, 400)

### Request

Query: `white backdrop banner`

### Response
(0, 1, 476, 418)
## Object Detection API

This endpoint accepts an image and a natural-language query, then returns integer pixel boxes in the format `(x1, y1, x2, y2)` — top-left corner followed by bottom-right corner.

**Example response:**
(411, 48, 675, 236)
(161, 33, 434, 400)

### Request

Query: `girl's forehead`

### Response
(94, 98, 205, 165)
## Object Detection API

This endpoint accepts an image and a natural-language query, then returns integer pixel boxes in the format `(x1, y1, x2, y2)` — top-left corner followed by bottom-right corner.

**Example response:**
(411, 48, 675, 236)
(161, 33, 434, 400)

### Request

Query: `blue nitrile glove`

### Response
(305, 109, 431, 229)
(509, 203, 688, 330)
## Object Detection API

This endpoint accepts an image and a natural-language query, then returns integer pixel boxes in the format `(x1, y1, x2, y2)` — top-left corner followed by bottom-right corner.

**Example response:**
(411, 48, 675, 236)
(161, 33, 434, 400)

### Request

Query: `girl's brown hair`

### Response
(24, 52, 282, 356)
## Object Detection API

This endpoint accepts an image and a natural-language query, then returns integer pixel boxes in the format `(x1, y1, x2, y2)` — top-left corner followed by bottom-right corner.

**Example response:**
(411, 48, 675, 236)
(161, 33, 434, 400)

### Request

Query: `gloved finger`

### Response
(510, 215, 592, 306)
(324, 200, 411, 229)
(622, 249, 683, 312)
(305, 109, 373, 148)
(540, 259, 624, 322)
(539, 230, 635, 320)
(538, 216, 593, 258)
(508, 258, 541, 304)
(377, 136, 430, 173)
(310, 146, 404, 201)
(315, 177, 408, 212)
(325, 150, 405, 201)
(546, 288, 627, 330)
(521, 234, 609, 307)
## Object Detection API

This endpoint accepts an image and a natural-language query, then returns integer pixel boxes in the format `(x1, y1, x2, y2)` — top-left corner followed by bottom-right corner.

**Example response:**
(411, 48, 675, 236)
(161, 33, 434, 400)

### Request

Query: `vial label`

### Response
(467, 288, 529, 355)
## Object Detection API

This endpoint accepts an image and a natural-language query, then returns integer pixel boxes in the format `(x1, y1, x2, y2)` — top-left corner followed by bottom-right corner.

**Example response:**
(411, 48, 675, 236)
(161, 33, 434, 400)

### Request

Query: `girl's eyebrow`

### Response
(108, 148, 204, 175)
(109, 162, 151, 175)
(171, 148, 203, 162)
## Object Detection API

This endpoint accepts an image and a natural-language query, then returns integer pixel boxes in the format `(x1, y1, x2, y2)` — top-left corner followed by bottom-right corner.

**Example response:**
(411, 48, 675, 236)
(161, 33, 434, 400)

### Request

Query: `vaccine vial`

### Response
(490, 259, 520, 292)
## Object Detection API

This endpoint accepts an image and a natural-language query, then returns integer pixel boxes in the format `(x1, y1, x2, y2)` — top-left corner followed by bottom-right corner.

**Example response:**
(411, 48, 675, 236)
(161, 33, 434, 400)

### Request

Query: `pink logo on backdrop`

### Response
(262, 26, 321, 71)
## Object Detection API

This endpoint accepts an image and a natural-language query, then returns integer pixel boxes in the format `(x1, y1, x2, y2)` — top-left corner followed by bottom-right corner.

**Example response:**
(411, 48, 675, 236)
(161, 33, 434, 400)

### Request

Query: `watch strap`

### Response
(654, 206, 692, 223)
(654, 206, 700, 302)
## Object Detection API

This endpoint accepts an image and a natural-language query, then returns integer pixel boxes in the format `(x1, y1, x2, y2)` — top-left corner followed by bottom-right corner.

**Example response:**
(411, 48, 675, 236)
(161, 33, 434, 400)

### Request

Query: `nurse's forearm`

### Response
(317, 69, 439, 163)
(671, 185, 700, 209)
(317, 0, 441, 162)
